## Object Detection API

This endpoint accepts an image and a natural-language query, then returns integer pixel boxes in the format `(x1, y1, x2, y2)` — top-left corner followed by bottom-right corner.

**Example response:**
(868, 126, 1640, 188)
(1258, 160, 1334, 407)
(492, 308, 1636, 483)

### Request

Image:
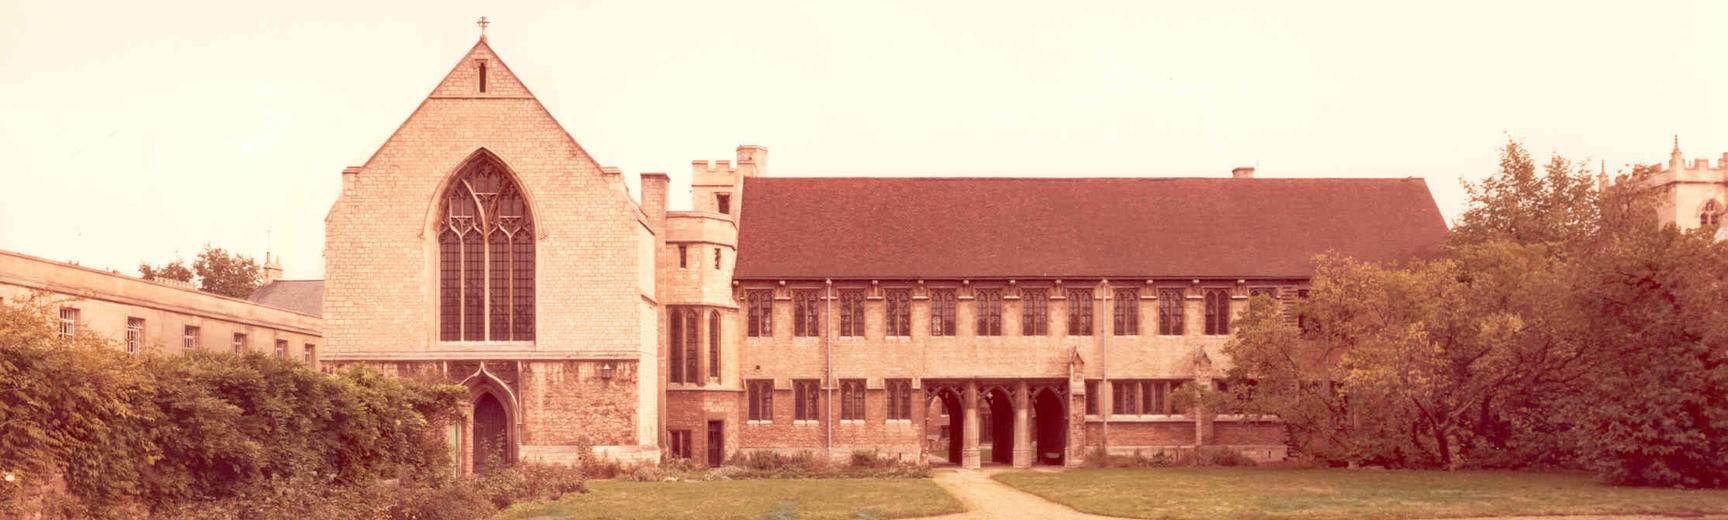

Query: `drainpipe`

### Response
(1100, 280, 1109, 455)
(825, 279, 833, 459)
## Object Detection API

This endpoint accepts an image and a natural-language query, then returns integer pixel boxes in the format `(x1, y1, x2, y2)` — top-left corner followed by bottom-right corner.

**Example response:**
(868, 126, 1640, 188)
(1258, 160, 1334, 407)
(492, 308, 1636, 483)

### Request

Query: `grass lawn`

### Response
(993, 467, 1728, 520)
(496, 478, 964, 520)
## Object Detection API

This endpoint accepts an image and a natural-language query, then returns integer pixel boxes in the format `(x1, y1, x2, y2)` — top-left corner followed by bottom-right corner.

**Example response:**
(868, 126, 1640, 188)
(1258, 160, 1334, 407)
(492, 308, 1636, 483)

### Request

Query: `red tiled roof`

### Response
(734, 177, 1447, 280)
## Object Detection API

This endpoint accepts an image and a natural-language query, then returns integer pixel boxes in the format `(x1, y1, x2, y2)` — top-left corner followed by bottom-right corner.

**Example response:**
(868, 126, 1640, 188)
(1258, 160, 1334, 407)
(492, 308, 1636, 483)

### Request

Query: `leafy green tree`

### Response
(1451, 138, 1600, 248)
(191, 245, 262, 298)
(138, 260, 194, 283)
(1563, 169, 1728, 487)
(1228, 139, 1728, 485)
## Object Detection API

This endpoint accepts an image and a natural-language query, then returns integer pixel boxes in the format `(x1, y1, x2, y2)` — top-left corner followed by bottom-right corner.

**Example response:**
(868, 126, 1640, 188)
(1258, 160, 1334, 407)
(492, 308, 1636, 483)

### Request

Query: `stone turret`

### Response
(263, 253, 283, 282)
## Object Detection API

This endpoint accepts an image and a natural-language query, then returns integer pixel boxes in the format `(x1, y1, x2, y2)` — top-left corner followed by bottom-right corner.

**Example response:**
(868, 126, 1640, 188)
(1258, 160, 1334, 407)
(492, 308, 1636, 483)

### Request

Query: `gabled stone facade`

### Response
(322, 37, 662, 470)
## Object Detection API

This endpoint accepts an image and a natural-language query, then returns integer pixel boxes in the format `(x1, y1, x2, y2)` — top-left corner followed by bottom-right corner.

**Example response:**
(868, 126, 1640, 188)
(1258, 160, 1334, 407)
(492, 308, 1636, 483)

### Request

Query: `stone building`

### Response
(0, 249, 322, 363)
(1645, 138, 1728, 230)
(320, 35, 1448, 473)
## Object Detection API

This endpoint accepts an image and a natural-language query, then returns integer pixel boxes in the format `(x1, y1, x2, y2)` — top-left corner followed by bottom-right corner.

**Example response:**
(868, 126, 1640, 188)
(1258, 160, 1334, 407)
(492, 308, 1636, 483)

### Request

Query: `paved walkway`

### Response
(918, 467, 1116, 520)
(913, 467, 1713, 520)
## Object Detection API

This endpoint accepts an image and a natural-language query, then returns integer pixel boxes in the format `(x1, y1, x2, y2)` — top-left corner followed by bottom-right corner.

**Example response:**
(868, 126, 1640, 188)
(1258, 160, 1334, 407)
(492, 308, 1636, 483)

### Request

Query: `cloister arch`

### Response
(1032, 387, 1068, 465)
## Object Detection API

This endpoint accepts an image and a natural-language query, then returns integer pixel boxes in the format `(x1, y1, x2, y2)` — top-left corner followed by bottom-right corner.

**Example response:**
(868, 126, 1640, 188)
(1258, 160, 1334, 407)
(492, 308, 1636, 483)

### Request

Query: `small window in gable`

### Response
(478, 60, 488, 92)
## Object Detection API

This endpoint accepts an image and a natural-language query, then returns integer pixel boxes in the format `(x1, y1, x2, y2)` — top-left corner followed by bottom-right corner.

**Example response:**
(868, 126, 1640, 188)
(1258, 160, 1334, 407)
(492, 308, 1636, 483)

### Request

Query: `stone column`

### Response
(1012, 381, 1032, 468)
(962, 380, 981, 469)
(1067, 383, 1086, 467)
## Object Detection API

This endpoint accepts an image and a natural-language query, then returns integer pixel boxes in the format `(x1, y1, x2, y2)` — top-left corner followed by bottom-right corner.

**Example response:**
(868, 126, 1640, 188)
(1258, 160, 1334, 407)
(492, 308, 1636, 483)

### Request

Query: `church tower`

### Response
(1646, 136, 1728, 230)
(321, 25, 663, 472)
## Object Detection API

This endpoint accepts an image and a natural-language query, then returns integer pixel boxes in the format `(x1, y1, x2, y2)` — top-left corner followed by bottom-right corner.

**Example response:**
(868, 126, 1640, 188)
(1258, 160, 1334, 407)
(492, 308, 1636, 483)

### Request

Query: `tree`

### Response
(1227, 140, 1728, 485)
(138, 260, 194, 283)
(1226, 254, 1544, 468)
(191, 246, 261, 299)
(1563, 168, 1728, 487)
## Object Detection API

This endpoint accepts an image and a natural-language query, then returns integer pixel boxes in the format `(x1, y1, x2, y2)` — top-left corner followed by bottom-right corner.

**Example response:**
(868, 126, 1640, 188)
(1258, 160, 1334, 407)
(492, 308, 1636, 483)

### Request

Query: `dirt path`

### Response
(916, 468, 1117, 520)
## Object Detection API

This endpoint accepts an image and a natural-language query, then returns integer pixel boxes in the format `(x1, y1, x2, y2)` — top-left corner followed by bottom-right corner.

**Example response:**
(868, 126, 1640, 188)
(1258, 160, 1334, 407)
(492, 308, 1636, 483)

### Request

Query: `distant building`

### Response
(1645, 137, 1728, 230)
(319, 34, 1449, 473)
(0, 249, 322, 365)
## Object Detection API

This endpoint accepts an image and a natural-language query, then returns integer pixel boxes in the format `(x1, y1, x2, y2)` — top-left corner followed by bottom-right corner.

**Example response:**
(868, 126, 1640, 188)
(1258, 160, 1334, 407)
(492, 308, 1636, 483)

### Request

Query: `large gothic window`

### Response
(1702, 200, 1723, 228)
(439, 153, 535, 342)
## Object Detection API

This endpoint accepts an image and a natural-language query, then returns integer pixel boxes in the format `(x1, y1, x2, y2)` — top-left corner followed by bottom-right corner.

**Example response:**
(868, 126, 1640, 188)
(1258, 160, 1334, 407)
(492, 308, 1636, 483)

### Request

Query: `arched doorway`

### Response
(985, 388, 1014, 465)
(1032, 388, 1067, 465)
(926, 388, 964, 465)
(473, 393, 511, 473)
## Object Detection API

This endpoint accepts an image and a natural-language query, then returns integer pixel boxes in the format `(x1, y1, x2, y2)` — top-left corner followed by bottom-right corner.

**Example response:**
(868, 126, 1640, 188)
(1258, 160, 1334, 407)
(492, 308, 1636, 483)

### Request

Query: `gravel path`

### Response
(917, 467, 1117, 520)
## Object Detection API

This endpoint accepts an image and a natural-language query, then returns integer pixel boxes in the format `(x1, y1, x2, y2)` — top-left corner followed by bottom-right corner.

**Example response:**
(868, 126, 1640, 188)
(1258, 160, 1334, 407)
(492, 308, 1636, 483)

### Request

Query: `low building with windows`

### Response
(0, 249, 323, 364)
(319, 34, 1448, 473)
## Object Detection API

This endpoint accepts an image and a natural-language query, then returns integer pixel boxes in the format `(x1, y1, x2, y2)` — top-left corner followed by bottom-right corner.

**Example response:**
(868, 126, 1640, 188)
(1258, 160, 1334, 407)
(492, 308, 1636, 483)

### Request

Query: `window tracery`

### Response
(439, 153, 535, 342)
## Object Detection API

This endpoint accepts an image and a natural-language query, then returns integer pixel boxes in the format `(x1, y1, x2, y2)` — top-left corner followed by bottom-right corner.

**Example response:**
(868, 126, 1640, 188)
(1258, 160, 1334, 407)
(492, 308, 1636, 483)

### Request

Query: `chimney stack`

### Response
(640, 172, 669, 234)
(1232, 167, 1256, 179)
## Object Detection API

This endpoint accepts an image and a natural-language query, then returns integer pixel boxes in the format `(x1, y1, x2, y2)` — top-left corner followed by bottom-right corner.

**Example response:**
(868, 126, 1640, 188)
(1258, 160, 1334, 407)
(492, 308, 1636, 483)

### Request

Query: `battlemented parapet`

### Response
(1645, 137, 1728, 229)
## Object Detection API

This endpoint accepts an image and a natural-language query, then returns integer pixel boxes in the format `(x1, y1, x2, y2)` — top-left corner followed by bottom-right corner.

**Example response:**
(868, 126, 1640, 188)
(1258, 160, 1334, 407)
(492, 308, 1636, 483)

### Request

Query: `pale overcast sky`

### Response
(1, 1, 1723, 280)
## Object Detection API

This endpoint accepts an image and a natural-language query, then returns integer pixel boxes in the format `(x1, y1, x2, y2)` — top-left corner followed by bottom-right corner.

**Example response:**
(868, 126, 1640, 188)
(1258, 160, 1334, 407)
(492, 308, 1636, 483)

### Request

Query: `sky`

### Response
(0, 1, 1723, 280)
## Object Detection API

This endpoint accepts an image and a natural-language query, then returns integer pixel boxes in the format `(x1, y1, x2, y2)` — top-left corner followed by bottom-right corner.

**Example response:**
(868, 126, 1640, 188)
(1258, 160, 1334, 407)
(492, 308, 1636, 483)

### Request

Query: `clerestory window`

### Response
(438, 152, 535, 342)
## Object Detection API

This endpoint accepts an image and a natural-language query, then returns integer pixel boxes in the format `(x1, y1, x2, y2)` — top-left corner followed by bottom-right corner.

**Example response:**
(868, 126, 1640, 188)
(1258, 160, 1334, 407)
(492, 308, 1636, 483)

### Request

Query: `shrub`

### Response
(471, 463, 587, 510)
(622, 466, 669, 482)
(151, 476, 392, 520)
(1177, 447, 1258, 467)
(699, 465, 748, 481)
(849, 450, 894, 469)
(730, 450, 782, 471)
(0, 297, 467, 517)
(1083, 446, 1177, 468)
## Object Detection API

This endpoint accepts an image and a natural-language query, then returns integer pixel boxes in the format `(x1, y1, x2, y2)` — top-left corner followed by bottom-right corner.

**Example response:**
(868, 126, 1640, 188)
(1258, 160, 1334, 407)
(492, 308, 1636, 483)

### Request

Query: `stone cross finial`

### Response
(478, 16, 490, 37)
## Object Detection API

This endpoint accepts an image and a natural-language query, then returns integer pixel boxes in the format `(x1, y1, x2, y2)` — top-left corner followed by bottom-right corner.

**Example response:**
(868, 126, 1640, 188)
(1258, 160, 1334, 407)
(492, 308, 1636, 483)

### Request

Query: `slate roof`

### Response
(248, 279, 324, 316)
(734, 176, 1447, 280)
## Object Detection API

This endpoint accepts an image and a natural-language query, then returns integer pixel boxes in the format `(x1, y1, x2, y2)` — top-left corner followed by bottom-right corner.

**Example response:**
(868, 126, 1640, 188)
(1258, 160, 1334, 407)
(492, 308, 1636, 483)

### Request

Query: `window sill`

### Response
(434, 341, 537, 348)
(840, 419, 864, 424)
(1087, 414, 1193, 423)
(747, 419, 772, 425)
(884, 336, 911, 341)
(794, 419, 819, 426)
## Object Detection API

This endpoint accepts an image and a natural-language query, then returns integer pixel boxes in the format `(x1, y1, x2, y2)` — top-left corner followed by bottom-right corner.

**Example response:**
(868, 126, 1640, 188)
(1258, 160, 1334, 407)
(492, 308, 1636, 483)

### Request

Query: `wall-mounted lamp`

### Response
(600, 362, 616, 380)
